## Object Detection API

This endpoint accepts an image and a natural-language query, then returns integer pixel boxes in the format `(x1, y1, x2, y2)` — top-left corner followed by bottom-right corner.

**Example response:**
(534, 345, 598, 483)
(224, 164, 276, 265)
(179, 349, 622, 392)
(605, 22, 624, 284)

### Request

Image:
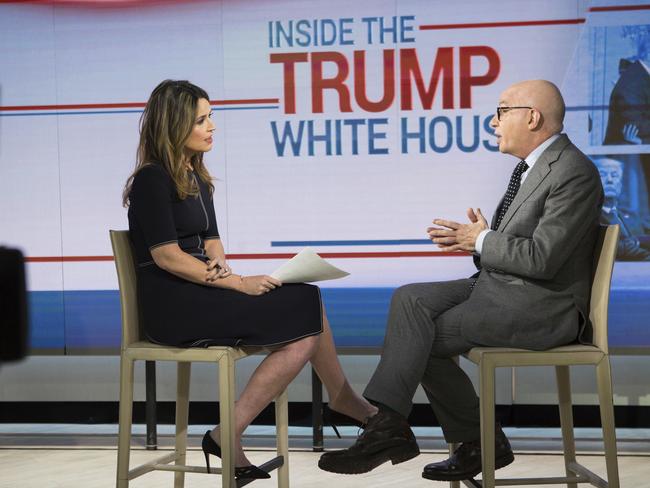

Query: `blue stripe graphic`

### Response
(27, 287, 650, 351)
(271, 239, 432, 247)
(29, 292, 66, 350)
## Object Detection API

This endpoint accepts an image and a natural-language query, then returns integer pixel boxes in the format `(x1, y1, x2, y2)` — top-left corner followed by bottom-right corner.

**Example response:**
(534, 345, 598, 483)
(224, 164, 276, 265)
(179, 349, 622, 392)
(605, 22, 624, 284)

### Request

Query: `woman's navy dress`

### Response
(127, 164, 322, 347)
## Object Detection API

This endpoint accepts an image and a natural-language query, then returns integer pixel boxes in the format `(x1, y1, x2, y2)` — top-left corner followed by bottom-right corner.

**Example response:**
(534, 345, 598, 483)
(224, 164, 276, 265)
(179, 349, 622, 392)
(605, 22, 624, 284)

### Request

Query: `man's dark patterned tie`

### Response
(472, 159, 529, 292)
(493, 160, 529, 230)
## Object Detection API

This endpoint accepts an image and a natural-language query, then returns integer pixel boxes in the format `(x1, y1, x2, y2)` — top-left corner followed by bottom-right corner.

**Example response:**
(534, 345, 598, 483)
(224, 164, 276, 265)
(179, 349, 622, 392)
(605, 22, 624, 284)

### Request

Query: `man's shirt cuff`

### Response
(475, 229, 491, 255)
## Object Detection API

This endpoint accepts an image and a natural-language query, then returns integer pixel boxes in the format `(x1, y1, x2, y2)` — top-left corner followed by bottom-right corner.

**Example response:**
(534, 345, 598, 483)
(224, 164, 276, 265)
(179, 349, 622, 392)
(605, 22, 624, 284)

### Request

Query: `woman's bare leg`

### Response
(310, 309, 378, 423)
(211, 334, 319, 466)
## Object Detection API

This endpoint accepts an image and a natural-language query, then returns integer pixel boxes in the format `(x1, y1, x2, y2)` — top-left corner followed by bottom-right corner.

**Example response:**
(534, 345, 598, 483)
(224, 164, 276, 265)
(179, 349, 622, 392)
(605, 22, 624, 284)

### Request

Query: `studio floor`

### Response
(1, 425, 649, 488)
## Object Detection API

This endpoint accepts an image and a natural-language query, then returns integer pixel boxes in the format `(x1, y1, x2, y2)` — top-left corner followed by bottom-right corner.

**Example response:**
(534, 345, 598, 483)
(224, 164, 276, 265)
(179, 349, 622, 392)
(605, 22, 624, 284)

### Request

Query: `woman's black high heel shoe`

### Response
(201, 430, 270, 480)
(323, 405, 365, 439)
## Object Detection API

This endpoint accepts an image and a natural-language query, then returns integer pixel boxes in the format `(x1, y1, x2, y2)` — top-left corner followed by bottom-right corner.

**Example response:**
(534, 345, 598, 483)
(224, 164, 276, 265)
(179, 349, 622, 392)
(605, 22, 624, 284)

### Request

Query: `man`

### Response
(602, 27, 650, 225)
(595, 157, 650, 261)
(603, 57, 650, 145)
(603, 28, 650, 146)
(318, 80, 604, 482)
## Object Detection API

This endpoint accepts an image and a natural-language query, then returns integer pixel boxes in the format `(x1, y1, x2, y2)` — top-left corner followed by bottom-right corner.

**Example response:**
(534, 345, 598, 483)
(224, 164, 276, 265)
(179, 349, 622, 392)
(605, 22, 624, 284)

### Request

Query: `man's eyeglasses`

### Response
(496, 106, 532, 121)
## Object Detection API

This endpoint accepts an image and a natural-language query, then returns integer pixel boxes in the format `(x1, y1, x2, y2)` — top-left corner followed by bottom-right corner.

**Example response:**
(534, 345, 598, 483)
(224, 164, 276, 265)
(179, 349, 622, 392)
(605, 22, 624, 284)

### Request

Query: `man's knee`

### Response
(430, 312, 472, 358)
(391, 283, 421, 308)
(430, 338, 470, 358)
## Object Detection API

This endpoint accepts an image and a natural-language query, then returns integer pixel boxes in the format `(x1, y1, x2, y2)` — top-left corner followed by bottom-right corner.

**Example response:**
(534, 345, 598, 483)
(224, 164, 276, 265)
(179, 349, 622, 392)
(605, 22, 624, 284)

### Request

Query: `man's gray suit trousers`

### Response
(363, 278, 482, 443)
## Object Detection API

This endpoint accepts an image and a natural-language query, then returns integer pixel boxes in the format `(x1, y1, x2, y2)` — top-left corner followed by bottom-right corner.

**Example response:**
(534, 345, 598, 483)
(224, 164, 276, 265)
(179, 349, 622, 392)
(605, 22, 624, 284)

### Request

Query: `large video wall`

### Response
(1, 0, 649, 352)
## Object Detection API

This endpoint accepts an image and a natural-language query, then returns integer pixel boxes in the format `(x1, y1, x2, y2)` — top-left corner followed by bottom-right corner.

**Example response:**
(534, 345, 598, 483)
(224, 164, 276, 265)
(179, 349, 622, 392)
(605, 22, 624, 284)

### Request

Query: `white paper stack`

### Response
(270, 247, 349, 283)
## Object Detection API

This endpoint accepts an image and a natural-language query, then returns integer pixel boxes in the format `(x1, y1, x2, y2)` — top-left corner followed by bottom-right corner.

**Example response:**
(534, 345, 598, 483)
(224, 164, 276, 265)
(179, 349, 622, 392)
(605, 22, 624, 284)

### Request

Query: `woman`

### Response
(123, 80, 377, 479)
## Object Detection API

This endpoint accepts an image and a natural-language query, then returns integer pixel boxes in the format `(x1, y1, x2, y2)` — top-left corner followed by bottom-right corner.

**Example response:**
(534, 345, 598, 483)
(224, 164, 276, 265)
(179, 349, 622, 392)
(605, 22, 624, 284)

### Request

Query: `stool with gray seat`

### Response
(449, 224, 620, 488)
(110, 229, 289, 488)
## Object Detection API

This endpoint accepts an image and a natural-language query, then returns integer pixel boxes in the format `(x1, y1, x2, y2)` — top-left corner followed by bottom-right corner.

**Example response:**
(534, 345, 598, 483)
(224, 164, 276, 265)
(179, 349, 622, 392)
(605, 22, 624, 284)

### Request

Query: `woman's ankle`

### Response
(210, 427, 250, 466)
(329, 382, 377, 423)
(209, 426, 222, 443)
(365, 402, 379, 419)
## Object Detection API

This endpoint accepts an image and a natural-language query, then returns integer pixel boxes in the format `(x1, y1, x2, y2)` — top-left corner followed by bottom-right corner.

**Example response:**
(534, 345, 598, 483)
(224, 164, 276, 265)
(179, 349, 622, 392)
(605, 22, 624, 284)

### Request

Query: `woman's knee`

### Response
(283, 334, 320, 360)
(301, 334, 320, 357)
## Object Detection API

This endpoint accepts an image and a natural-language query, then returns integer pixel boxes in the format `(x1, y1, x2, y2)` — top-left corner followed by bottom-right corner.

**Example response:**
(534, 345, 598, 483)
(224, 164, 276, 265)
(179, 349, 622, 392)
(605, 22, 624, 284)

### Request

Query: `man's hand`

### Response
(623, 124, 642, 144)
(427, 208, 489, 252)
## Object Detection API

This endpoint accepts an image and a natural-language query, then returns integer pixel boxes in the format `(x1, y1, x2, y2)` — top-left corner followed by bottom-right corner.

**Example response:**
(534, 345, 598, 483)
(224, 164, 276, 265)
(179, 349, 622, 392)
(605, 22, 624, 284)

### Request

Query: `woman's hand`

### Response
(206, 257, 232, 282)
(239, 275, 282, 296)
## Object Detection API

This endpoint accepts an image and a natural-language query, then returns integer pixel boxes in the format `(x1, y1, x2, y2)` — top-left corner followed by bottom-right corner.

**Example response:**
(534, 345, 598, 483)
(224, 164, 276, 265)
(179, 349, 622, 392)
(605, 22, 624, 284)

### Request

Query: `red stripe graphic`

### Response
(26, 256, 115, 262)
(0, 98, 280, 112)
(419, 18, 585, 30)
(214, 99, 279, 106)
(0, 0, 206, 5)
(1, 102, 146, 111)
(25, 251, 469, 263)
(590, 4, 650, 12)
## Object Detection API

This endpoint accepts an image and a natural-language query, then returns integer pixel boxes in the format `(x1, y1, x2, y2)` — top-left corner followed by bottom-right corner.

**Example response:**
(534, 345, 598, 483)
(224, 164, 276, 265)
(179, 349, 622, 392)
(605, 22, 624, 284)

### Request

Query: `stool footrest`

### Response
(568, 461, 608, 488)
(459, 461, 608, 487)
(128, 452, 176, 479)
(238, 456, 285, 487)
(129, 454, 285, 480)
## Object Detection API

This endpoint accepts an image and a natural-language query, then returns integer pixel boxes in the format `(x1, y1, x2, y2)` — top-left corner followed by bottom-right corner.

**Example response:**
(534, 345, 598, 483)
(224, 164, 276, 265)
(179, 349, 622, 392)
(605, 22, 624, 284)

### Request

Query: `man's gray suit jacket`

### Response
(461, 134, 604, 350)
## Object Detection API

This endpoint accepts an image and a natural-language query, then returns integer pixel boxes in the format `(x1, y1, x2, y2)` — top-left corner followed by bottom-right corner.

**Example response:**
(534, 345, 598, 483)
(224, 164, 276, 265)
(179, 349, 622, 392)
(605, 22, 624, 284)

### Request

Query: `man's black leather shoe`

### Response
(318, 408, 420, 474)
(422, 425, 514, 481)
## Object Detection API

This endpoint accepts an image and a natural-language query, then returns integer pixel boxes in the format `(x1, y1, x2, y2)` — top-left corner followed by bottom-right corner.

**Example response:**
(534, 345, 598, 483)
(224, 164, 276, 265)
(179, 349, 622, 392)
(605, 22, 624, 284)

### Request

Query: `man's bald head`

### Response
(491, 80, 566, 159)
(508, 80, 566, 134)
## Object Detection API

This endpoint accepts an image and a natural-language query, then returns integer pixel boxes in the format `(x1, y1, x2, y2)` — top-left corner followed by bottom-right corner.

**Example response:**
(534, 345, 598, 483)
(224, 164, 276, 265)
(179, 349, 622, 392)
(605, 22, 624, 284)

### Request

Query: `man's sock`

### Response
(367, 399, 406, 420)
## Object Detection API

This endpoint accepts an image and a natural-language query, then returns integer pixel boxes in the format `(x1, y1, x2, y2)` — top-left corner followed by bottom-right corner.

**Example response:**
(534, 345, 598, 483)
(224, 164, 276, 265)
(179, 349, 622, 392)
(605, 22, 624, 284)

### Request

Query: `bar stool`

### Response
(450, 224, 620, 488)
(110, 230, 289, 488)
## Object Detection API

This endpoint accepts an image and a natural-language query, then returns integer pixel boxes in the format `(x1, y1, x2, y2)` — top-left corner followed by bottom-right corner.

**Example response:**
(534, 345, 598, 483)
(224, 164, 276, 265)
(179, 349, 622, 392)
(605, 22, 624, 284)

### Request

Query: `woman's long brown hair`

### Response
(122, 80, 214, 206)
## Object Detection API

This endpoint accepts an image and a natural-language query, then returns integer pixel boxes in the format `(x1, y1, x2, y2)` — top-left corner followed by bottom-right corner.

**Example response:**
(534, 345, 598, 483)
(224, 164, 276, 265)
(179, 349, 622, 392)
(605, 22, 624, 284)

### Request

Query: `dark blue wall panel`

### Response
(27, 287, 650, 352)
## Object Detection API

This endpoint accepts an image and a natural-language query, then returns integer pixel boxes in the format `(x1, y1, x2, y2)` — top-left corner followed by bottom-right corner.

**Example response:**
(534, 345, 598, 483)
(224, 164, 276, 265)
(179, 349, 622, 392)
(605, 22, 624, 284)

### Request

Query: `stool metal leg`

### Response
(116, 356, 135, 488)
(449, 442, 460, 488)
(596, 358, 620, 488)
(219, 352, 237, 488)
(174, 362, 191, 488)
(276, 388, 290, 488)
(145, 360, 158, 450)
(556, 365, 578, 488)
(312, 367, 324, 452)
(479, 360, 496, 488)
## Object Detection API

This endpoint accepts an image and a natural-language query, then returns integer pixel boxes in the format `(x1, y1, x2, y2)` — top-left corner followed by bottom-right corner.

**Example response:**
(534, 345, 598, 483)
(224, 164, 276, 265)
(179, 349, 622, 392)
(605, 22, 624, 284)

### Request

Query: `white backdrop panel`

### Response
(0, 0, 599, 292)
